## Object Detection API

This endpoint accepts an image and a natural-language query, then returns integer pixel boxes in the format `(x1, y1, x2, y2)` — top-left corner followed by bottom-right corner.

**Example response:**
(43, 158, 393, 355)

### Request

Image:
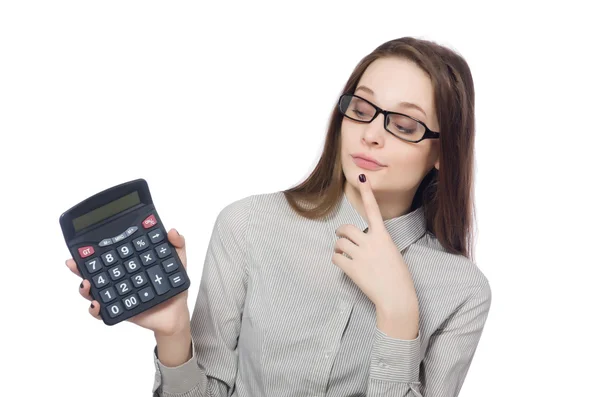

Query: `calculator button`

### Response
(161, 257, 179, 273)
(107, 302, 124, 318)
(112, 231, 127, 244)
(92, 272, 109, 288)
(101, 250, 118, 266)
(142, 214, 157, 229)
(115, 279, 133, 296)
(155, 243, 171, 259)
(78, 246, 94, 258)
(99, 238, 113, 247)
(99, 286, 117, 303)
(124, 257, 141, 273)
(108, 264, 126, 281)
(85, 257, 102, 274)
(148, 229, 164, 244)
(131, 272, 148, 288)
(169, 272, 185, 288)
(140, 250, 157, 266)
(138, 286, 155, 303)
(117, 243, 134, 259)
(126, 226, 138, 236)
(122, 294, 140, 310)
(147, 265, 171, 295)
(133, 236, 149, 252)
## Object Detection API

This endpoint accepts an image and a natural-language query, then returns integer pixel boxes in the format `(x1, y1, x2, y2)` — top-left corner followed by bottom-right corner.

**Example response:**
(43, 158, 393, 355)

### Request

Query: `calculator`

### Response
(59, 178, 190, 326)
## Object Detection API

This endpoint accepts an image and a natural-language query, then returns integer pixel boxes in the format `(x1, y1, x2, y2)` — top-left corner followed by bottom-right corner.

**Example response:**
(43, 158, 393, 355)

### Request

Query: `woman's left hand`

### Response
(332, 174, 419, 319)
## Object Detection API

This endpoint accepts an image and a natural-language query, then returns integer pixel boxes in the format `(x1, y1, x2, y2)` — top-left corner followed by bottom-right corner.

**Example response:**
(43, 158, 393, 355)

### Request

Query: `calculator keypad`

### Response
(76, 217, 186, 324)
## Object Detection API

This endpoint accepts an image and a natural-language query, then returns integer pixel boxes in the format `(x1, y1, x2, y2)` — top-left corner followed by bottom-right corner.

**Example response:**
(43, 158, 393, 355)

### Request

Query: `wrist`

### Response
(376, 304, 419, 340)
(154, 319, 191, 339)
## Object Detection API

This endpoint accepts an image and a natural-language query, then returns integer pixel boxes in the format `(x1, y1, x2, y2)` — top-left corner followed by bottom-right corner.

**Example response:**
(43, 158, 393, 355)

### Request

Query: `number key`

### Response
(85, 257, 102, 274)
(106, 301, 124, 318)
(92, 272, 109, 288)
(124, 257, 141, 273)
(131, 272, 148, 288)
(99, 286, 117, 303)
(108, 264, 126, 281)
(116, 279, 133, 296)
(101, 250, 118, 266)
(122, 294, 140, 310)
(117, 243, 134, 259)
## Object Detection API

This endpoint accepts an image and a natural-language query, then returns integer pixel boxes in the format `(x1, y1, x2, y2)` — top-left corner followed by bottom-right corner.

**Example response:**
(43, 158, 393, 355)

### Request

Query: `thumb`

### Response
(168, 228, 185, 249)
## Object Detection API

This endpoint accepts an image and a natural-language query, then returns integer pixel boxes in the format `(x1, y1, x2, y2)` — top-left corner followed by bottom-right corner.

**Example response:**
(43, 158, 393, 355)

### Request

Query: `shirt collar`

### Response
(328, 191, 427, 252)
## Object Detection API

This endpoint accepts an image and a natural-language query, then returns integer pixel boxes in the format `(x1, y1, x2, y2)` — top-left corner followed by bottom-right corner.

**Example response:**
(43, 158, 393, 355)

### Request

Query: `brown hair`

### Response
(282, 37, 477, 262)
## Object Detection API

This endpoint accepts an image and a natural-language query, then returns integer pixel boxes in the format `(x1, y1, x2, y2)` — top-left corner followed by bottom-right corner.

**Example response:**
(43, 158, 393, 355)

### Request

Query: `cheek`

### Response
(386, 143, 433, 179)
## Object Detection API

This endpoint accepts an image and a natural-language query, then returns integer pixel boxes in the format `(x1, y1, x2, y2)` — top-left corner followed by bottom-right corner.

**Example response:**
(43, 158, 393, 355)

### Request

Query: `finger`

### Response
(168, 228, 187, 269)
(335, 224, 366, 246)
(65, 258, 82, 277)
(332, 252, 354, 275)
(89, 300, 102, 320)
(79, 279, 93, 301)
(357, 173, 384, 232)
(168, 228, 185, 249)
(334, 237, 358, 259)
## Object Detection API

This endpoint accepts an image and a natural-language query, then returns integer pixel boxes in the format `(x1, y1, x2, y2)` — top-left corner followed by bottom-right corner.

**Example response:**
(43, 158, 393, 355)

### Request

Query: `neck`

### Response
(343, 180, 414, 221)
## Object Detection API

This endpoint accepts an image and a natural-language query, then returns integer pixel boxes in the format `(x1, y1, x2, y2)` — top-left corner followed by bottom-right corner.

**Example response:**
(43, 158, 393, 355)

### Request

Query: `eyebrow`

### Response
(355, 85, 427, 117)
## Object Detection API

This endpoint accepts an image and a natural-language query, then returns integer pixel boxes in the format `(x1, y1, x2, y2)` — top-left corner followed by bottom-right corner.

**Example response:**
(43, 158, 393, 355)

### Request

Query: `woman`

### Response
(66, 36, 492, 397)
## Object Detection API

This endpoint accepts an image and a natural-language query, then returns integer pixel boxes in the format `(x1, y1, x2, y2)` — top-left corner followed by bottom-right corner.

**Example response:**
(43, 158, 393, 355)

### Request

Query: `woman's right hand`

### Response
(65, 228, 191, 337)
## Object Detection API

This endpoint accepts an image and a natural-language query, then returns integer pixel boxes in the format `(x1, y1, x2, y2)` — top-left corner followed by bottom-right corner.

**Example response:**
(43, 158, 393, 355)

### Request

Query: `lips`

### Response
(351, 154, 385, 167)
(351, 155, 385, 170)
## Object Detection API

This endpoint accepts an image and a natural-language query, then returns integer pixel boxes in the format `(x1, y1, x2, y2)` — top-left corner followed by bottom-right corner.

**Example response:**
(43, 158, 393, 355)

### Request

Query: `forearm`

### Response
(155, 325, 193, 367)
(376, 304, 419, 340)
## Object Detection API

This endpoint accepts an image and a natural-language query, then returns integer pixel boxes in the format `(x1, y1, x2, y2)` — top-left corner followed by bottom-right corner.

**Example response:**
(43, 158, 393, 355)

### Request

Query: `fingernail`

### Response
(90, 303, 95, 309)
(175, 229, 180, 236)
(80, 282, 83, 289)
(359, 174, 366, 183)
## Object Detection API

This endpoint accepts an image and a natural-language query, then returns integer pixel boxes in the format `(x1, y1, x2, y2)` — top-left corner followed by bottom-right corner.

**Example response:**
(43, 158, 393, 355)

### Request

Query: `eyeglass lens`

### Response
(339, 95, 425, 141)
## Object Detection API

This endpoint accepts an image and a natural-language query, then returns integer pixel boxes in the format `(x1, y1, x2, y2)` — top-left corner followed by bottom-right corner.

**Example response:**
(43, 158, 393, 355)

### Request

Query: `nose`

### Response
(361, 112, 386, 147)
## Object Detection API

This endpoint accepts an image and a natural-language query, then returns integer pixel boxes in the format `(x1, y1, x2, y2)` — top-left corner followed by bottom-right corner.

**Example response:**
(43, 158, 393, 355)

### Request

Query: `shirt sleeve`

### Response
(152, 195, 253, 397)
(366, 281, 492, 397)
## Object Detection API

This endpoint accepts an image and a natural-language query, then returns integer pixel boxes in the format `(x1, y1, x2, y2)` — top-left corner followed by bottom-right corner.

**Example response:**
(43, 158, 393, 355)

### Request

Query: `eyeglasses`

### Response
(337, 93, 440, 143)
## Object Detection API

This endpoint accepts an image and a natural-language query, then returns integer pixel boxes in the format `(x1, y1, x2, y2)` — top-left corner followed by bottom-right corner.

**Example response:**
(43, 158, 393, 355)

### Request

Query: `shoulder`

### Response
(411, 232, 492, 297)
(214, 190, 290, 231)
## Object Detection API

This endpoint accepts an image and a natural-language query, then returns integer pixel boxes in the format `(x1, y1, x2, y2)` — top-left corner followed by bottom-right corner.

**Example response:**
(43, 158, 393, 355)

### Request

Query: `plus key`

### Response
(146, 265, 170, 295)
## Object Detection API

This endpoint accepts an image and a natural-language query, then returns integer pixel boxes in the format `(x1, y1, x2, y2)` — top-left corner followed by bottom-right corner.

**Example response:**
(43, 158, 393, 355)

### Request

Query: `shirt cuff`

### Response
(153, 342, 207, 395)
(369, 327, 421, 383)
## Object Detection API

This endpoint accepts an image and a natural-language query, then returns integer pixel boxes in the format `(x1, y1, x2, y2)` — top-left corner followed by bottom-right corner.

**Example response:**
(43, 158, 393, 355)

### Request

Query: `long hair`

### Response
(282, 37, 477, 262)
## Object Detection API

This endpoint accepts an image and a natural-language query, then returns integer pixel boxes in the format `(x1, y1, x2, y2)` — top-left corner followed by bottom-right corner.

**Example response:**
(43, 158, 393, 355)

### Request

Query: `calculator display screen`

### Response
(72, 191, 141, 232)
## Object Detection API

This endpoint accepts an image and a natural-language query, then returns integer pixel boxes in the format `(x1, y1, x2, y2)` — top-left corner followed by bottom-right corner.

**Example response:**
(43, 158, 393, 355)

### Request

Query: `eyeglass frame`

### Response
(337, 93, 440, 143)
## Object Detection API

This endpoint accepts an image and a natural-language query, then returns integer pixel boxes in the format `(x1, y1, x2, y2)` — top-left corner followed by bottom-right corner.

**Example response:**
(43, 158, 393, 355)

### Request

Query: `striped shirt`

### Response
(152, 190, 492, 397)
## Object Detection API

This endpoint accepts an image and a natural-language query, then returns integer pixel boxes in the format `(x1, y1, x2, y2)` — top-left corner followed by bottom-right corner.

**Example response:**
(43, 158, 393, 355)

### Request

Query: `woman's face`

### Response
(340, 57, 441, 201)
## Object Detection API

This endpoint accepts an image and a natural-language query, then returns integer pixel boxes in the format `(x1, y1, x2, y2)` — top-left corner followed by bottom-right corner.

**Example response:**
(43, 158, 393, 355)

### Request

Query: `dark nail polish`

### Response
(80, 282, 83, 289)
(175, 229, 180, 236)
(359, 174, 366, 183)
(90, 303, 95, 309)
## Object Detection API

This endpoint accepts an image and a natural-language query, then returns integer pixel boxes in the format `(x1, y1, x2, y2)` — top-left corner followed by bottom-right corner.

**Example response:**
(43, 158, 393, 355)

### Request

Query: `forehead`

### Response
(356, 57, 435, 120)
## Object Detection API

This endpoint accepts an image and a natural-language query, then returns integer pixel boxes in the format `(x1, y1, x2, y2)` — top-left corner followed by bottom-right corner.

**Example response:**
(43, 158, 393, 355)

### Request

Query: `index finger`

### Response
(357, 173, 384, 232)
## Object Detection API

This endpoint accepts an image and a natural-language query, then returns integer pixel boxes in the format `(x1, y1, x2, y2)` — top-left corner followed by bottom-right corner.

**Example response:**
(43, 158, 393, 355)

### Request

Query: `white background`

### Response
(1, 1, 598, 396)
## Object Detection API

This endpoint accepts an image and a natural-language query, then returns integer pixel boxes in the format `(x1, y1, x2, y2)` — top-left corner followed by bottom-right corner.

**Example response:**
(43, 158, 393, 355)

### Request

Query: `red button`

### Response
(78, 246, 95, 258)
(142, 214, 157, 229)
